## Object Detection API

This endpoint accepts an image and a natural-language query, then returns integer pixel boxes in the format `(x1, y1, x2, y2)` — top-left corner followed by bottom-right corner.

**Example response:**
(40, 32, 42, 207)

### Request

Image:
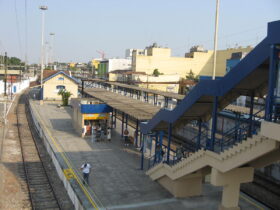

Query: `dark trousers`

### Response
(83, 173, 89, 184)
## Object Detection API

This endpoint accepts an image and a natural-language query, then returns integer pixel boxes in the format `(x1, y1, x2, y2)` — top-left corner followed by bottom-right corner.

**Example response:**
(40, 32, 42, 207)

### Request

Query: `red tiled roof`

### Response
(29, 81, 40, 87)
(43, 70, 70, 80)
(43, 70, 57, 79)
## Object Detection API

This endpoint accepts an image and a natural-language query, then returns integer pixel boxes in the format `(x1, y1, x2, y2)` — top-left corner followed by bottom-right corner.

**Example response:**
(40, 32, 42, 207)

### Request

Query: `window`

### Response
(56, 85, 65, 90)
(58, 77, 64, 80)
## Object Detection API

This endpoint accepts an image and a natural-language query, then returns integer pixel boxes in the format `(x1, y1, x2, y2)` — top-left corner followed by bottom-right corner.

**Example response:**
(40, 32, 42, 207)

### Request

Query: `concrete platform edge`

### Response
(28, 100, 97, 210)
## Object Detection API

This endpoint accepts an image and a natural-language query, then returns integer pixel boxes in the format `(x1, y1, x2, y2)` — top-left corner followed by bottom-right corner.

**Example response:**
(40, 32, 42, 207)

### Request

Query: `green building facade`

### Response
(97, 61, 108, 79)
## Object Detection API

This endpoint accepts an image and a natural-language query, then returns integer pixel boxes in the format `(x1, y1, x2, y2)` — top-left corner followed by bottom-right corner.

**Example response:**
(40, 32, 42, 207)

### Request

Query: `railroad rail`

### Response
(17, 93, 62, 210)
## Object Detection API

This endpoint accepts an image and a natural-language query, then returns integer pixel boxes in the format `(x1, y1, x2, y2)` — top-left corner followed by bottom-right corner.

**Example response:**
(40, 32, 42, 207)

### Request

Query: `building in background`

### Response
(132, 44, 253, 79)
(125, 49, 146, 58)
(109, 70, 181, 93)
(41, 70, 78, 100)
(96, 58, 132, 79)
(226, 52, 248, 73)
(226, 52, 249, 107)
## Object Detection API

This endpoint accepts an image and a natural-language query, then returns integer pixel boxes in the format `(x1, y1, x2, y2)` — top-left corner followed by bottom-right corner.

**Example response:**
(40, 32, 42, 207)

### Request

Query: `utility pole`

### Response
(4, 52, 7, 96)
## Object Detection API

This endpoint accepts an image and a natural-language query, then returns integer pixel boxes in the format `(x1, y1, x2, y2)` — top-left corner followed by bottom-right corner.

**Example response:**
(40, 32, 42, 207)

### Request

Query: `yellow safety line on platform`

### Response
(240, 193, 264, 210)
(30, 102, 99, 210)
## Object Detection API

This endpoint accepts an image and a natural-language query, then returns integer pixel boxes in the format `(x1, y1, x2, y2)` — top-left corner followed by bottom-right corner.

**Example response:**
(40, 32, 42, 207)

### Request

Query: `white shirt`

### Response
(107, 129, 111, 139)
(81, 163, 91, 174)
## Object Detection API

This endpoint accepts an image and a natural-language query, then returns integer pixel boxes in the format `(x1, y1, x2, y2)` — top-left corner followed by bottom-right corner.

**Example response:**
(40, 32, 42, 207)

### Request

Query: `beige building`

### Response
(132, 45, 253, 78)
(42, 70, 78, 100)
(109, 71, 180, 93)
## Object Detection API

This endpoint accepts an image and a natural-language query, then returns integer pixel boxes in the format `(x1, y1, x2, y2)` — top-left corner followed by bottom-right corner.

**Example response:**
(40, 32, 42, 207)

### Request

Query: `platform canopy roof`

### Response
(80, 78, 185, 100)
(84, 88, 160, 121)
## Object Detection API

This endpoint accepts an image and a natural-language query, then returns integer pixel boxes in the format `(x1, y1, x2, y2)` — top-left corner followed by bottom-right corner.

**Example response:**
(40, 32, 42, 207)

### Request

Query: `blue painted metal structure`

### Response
(140, 20, 280, 156)
(80, 104, 113, 114)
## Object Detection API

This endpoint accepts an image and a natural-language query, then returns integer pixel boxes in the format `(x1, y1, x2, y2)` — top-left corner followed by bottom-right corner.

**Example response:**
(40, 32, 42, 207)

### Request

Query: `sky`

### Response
(0, 0, 280, 64)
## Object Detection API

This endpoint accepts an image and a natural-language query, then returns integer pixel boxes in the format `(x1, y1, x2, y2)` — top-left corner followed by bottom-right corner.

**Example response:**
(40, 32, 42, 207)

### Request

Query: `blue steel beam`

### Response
(167, 123, 172, 164)
(159, 131, 164, 161)
(265, 45, 277, 121)
(210, 96, 218, 151)
(196, 120, 202, 150)
(248, 92, 255, 137)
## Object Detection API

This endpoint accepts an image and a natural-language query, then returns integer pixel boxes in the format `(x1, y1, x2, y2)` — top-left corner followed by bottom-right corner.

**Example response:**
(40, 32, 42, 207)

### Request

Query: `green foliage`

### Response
(0, 55, 24, 66)
(69, 66, 77, 71)
(58, 89, 72, 106)
(152, 69, 163, 77)
(186, 69, 199, 82)
(9, 57, 22, 65)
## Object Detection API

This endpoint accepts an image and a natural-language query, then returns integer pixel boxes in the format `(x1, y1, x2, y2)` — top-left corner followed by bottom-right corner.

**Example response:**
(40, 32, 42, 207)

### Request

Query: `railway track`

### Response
(240, 173, 280, 210)
(16, 93, 62, 210)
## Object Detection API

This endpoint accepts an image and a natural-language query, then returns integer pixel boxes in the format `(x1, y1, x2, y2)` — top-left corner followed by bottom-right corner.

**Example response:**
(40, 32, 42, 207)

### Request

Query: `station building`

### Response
(41, 70, 78, 100)
(70, 98, 113, 137)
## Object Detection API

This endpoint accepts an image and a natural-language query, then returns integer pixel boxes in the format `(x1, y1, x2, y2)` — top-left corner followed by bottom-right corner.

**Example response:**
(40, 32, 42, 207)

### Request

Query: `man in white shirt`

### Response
(80, 162, 91, 185)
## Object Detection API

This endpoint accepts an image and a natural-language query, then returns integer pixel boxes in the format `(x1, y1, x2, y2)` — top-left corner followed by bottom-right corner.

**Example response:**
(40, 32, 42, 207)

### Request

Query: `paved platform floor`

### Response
(31, 100, 264, 210)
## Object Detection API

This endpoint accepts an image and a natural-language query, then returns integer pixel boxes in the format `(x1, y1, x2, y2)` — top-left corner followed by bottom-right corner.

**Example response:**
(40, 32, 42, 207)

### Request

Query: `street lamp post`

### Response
(39, 5, 48, 104)
(49, 33, 55, 70)
(212, 0, 220, 80)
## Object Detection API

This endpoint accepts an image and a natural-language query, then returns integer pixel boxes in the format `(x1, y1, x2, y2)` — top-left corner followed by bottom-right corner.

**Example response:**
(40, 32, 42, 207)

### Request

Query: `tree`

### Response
(152, 69, 163, 77)
(9, 57, 22, 65)
(58, 89, 72, 106)
(186, 69, 199, 82)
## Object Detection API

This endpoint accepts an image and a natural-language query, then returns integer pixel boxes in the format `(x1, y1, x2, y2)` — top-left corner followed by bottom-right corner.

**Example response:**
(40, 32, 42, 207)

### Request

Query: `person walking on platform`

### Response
(124, 128, 129, 146)
(80, 162, 91, 185)
(107, 127, 111, 141)
(96, 124, 101, 141)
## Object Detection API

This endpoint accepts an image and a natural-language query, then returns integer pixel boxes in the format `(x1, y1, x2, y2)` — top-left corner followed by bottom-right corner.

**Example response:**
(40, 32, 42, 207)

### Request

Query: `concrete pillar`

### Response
(211, 167, 254, 210)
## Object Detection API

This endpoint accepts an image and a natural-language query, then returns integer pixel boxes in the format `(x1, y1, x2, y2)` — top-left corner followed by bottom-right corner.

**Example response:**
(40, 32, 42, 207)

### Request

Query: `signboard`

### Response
(83, 113, 109, 120)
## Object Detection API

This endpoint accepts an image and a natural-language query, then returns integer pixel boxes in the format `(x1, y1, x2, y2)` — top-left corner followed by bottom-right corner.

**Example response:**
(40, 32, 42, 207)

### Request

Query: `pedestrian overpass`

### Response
(140, 20, 280, 210)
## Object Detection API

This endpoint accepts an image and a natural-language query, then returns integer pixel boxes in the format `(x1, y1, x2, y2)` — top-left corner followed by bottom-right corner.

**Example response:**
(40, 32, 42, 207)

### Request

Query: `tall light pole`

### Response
(212, 0, 220, 80)
(39, 5, 47, 103)
(45, 41, 49, 66)
(49, 32, 55, 69)
(208, 0, 220, 148)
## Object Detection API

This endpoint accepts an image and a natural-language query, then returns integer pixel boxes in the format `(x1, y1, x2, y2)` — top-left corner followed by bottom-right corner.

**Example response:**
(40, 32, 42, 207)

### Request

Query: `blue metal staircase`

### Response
(140, 21, 280, 136)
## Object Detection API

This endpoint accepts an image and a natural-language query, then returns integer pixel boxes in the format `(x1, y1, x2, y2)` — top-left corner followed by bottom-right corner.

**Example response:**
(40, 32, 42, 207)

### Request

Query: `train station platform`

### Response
(28, 99, 263, 210)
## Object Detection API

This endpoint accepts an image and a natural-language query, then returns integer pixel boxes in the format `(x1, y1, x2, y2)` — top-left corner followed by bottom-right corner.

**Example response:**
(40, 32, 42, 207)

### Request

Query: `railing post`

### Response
(125, 114, 128, 129)
(81, 80, 84, 97)
(135, 119, 139, 147)
(159, 131, 164, 161)
(114, 109, 117, 128)
(110, 109, 114, 128)
(167, 123, 172, 164)
(196, 120, 202, 150)
(121, 112, 124, 137)
(141, 134, 145, 170)
(210, 96, 218, 151)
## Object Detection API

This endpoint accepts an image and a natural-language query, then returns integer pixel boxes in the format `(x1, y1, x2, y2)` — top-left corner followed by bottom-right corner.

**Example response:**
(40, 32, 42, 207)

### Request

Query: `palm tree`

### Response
(58, 89, 72, 106)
